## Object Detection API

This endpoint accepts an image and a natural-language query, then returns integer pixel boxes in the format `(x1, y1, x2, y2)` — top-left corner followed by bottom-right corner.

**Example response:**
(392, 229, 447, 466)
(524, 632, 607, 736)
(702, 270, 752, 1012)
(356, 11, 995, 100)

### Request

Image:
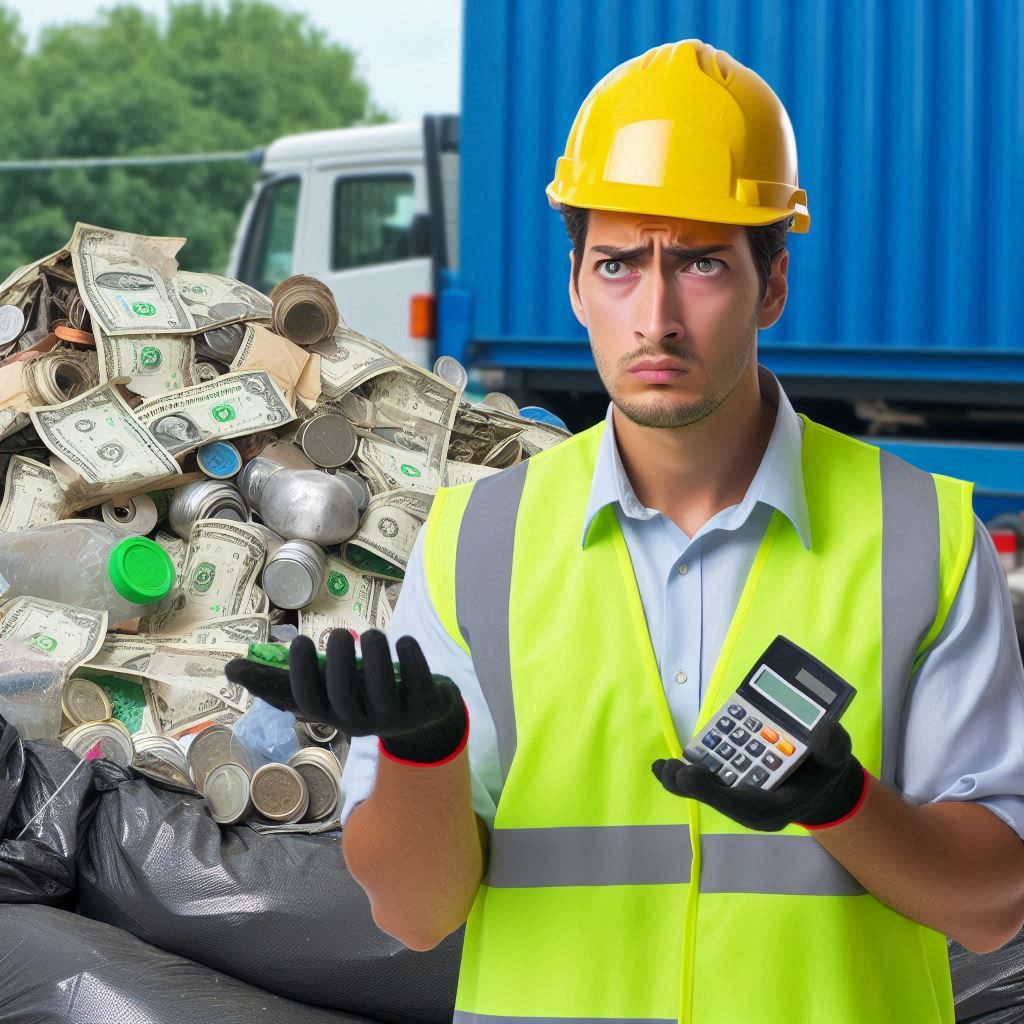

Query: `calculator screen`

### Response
(749, 666, 824, 727)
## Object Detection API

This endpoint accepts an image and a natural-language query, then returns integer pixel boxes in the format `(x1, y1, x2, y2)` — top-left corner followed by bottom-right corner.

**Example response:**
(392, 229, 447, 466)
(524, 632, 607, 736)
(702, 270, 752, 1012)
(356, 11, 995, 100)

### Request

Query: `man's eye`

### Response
(597, 260, 630, 279)
(691, 258, 725, 275)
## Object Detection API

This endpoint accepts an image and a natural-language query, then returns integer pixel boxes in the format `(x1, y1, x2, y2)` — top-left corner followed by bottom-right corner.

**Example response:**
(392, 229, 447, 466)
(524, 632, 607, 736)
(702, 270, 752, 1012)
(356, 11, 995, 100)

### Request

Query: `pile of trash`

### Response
(0, 222, 571, 828)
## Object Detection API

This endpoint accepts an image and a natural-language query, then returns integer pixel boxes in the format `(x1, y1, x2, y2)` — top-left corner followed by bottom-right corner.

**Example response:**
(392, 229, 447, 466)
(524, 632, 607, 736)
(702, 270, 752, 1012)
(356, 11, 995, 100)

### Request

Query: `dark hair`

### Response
(559, 205, 790, 302)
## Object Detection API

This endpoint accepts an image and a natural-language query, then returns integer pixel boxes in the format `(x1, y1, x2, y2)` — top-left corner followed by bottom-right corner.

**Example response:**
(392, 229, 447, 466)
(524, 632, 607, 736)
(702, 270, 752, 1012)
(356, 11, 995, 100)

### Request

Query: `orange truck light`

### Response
(409, 294, 435, 339)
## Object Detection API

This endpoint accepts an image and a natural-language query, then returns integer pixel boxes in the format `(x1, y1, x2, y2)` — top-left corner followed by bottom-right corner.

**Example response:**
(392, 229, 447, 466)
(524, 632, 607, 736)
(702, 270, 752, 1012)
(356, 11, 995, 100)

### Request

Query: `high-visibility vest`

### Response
(422, 415, 975, 1024)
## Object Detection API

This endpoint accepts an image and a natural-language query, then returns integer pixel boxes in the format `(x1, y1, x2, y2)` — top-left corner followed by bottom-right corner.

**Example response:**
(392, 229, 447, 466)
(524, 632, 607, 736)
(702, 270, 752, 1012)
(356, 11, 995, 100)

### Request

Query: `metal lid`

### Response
(289, 745, 342, 780)
(0, 304, 25, 344)
(299, 414, 358, 468)
(61, 677, 112, 726)
(197, 441, 243, 479)
(204, 761, 253, 824)
(295, 721, 339, 745)
(186, 724, 251, 792)
(480, 392, 520, 416)
(101, 493, 159, 536)
(62, 721, 135, 768)
(261, 540, 327, 610)
(290, 761, 339, 822)
(201, 321, 246, 359)
(433, 355, 468, 390)
(250, 763, 309, 822)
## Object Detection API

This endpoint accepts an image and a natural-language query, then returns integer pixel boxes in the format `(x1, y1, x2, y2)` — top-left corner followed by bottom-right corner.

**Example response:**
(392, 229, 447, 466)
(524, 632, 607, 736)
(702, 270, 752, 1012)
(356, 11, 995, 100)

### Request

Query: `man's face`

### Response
(570, 210, 788, 429)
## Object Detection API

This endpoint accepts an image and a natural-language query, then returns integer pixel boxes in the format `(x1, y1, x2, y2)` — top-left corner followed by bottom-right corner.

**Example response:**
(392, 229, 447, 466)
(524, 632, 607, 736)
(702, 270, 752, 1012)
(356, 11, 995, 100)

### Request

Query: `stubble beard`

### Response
(595, 314, 759, 430)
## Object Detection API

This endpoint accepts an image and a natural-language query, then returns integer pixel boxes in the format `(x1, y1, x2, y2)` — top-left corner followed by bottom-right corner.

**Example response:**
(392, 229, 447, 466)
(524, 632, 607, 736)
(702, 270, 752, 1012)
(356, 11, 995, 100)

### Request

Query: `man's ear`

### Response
(568, 251, 587, 327)
(756, 249, 789, 330)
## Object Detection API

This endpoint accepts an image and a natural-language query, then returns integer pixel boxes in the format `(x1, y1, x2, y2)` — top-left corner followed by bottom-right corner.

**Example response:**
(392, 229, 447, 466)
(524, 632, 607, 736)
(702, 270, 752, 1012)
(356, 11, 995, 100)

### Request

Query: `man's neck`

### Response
(612, 363, 777, 538)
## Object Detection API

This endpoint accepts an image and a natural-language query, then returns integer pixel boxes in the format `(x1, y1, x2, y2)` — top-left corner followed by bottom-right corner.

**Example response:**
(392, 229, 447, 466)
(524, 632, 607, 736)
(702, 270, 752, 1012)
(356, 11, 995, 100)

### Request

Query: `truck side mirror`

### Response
(409, 213, 433, 258)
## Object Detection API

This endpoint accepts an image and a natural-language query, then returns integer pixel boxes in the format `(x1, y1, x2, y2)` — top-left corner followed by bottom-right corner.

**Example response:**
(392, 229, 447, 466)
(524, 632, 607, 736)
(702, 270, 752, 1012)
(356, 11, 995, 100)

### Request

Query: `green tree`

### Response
(0, 1, 388, 275)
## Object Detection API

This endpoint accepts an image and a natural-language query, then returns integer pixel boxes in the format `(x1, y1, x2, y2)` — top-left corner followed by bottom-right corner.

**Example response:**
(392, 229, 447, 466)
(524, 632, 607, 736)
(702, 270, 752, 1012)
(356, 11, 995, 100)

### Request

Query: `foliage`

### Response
(0, 1, 387, 275)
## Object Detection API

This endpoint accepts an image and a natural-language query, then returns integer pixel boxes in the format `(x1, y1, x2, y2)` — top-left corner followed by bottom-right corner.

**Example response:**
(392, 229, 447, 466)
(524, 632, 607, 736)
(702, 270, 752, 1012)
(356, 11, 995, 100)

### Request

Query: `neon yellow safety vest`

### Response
(422, 415, 975, 1024)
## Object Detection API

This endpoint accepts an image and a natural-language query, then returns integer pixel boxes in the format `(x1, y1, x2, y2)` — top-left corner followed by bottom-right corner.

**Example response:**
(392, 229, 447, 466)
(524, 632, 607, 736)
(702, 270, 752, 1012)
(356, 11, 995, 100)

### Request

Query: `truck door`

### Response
(307, 162, 432, 368)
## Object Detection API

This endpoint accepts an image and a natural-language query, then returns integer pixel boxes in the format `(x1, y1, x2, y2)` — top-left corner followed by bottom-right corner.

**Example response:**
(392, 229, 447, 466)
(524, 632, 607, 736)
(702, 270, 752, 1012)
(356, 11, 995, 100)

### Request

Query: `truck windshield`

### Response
(238, 176, 300, 294)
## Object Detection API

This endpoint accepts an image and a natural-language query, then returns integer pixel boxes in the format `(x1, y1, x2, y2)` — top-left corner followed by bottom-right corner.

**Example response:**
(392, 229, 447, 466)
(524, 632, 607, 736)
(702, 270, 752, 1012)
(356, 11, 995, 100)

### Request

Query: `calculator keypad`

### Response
(683, 696, 808, 790)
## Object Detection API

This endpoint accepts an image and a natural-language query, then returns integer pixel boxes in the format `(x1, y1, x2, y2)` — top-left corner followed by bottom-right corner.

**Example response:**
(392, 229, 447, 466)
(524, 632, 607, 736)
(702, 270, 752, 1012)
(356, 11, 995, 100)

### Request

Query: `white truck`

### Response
(227, 115, 459, 369)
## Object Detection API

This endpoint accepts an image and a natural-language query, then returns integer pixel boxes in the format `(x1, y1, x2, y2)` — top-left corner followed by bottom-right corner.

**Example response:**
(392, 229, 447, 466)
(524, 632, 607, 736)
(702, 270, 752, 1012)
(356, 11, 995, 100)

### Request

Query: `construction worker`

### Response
(229, 40, 1024, 1024)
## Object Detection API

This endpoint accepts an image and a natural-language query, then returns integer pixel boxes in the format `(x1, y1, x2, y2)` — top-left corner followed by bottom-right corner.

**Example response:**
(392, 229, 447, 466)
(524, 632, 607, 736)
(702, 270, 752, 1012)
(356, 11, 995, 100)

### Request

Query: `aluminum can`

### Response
(261, 539, 328, 610)
(61, 677, 112, 726)
(101, 493, 159, 536)
(204, 761, 253, 824)
(186, 724, 252, 793)
(287, 747, 342, 822)
(62, 720, 134, 768)
(250, 763, 309, 823)
(297, 413, 358, 468)
(259, 469, 359, 546)
(168, 480, 247, 540)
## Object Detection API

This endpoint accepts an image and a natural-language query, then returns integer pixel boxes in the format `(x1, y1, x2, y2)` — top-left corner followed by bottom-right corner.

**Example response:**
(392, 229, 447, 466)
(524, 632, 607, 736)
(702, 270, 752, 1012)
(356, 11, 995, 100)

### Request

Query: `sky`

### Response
(4, 0, 463, 122)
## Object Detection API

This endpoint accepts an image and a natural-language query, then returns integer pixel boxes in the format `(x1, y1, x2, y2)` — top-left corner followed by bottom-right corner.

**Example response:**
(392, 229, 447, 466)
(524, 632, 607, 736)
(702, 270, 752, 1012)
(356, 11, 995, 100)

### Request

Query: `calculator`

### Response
(682, 635, 856, 790)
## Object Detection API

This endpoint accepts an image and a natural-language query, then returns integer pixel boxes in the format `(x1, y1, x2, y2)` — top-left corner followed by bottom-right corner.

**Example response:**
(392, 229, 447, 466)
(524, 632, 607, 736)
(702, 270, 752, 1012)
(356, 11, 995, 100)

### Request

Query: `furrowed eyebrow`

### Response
(589, 243, 734, 261)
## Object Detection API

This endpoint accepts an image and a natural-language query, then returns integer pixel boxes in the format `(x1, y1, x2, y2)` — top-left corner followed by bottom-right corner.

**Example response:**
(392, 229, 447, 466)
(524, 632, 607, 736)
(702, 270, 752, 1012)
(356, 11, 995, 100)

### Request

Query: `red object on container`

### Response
(991, 529, 1018, 554)
(990, 528, 1019, 575)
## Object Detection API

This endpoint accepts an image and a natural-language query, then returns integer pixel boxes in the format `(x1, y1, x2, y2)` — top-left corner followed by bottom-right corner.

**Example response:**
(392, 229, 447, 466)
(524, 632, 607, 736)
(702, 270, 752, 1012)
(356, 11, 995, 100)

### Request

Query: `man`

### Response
(230, 40, 1024, 1024)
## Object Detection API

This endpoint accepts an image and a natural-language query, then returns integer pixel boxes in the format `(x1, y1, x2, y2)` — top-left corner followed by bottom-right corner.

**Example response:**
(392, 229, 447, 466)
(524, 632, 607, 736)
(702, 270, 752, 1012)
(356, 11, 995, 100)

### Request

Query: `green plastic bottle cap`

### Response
(107, 537, 176, 605)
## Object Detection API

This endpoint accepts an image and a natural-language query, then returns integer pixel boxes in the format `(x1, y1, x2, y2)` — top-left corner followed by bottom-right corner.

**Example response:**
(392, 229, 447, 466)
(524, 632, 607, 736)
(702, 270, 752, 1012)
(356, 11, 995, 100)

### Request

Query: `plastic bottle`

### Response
(0, 521, 176, 625)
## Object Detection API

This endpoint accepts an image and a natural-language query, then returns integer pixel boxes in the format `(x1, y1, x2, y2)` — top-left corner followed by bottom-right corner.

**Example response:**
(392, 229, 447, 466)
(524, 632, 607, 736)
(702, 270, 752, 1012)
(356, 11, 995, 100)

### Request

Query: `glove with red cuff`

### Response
(652, 718, 868, 833)
(225, 628, 467, 764)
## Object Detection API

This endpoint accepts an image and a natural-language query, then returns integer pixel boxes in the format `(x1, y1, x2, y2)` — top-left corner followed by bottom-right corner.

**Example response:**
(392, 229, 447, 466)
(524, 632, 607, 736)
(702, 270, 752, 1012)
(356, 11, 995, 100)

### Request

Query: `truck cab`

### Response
(228, 115, 458, 368)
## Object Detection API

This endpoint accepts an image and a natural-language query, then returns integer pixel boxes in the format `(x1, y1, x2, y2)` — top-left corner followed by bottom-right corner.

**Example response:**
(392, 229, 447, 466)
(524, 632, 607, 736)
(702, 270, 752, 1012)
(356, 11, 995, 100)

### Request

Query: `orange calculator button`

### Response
(760, 727, 779, 744)
(777, 739, 796, 756)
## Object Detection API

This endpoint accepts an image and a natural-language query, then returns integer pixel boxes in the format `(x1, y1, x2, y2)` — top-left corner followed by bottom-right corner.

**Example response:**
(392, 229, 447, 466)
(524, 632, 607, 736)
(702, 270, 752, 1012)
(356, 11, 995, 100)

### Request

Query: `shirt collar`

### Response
(580, 364, 812, 550)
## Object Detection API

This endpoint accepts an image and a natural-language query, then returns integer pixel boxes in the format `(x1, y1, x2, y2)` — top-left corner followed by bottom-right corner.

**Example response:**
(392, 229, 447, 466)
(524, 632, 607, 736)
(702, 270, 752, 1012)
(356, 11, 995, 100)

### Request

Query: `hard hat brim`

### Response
(546, 181, 809, 234)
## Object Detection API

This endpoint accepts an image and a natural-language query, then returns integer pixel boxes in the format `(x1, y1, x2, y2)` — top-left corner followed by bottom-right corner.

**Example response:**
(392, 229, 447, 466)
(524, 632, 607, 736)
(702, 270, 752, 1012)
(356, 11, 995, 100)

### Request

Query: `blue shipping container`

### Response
(447, 0, 1024, 395)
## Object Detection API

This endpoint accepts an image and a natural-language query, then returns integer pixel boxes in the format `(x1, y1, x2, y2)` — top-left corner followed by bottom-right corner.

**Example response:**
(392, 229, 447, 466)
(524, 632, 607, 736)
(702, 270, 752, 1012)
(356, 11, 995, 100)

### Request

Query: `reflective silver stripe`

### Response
(485, 825, 693, 888)
(455, 461, 528, 783)
(699, 834, 865, 896)
(455, 1014, 675, 1024)
(879, 450, 939, 786)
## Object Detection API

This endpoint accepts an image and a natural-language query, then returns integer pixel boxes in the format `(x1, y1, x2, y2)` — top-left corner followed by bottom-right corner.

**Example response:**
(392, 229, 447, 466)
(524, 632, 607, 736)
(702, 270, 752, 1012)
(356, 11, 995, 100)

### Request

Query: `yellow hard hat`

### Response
(546, 39, 810, 233)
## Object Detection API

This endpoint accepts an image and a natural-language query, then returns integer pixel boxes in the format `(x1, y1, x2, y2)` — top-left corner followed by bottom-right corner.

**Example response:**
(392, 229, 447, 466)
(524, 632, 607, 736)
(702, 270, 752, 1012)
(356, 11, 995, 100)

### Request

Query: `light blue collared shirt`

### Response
(342, 366, 1024, 840)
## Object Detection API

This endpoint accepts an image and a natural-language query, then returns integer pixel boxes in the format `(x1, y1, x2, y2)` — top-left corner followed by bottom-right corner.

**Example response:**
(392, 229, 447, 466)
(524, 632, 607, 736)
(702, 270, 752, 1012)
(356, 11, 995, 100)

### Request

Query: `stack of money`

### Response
(0, 222, 571, 830)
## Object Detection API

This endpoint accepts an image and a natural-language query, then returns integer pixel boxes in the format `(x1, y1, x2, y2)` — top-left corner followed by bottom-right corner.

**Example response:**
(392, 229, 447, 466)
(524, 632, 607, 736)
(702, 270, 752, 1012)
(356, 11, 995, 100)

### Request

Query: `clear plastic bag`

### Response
(0, 658, 64, 740)
(231, 697, 300, 766)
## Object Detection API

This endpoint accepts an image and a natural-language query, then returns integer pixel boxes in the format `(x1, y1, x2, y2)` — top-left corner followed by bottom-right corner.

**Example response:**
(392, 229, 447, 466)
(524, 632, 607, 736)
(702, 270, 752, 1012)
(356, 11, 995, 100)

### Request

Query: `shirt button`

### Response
(678, 563, 688, 575)
(674, 670, 688, 685)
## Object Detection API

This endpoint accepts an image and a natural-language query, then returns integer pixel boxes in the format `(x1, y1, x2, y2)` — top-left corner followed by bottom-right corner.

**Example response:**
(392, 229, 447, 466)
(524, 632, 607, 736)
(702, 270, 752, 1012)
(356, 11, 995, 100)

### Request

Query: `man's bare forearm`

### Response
(342, 745, 487, 951)
(812, 775, 1024, 952)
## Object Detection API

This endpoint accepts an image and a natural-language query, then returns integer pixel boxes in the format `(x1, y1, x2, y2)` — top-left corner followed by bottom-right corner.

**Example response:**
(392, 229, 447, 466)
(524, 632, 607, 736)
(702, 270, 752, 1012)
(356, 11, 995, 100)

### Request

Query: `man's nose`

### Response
(634, 265, 684, 345)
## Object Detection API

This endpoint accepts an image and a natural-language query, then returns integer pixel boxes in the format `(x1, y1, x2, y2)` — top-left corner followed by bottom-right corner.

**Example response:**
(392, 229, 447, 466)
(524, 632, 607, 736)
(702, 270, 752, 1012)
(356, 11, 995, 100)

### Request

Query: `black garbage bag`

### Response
(0, 714, 97, 903)
(0, 903, 377, 1024)
(78, 761, 462, 1024)
(951, 929, 1024, 1023)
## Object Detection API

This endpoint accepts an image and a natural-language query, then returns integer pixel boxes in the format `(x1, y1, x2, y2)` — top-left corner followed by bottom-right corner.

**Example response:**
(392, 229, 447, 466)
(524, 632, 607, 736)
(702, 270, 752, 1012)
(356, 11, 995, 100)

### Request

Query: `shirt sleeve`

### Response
(339, 528, 504, 832)
(898, 514, 1024, 839)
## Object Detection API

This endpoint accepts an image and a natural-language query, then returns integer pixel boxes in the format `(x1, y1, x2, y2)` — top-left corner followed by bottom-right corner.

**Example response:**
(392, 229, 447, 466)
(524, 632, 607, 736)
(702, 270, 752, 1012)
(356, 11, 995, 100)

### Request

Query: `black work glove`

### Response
(225, 629, 467, 764)
(652, 719, 866, 833)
